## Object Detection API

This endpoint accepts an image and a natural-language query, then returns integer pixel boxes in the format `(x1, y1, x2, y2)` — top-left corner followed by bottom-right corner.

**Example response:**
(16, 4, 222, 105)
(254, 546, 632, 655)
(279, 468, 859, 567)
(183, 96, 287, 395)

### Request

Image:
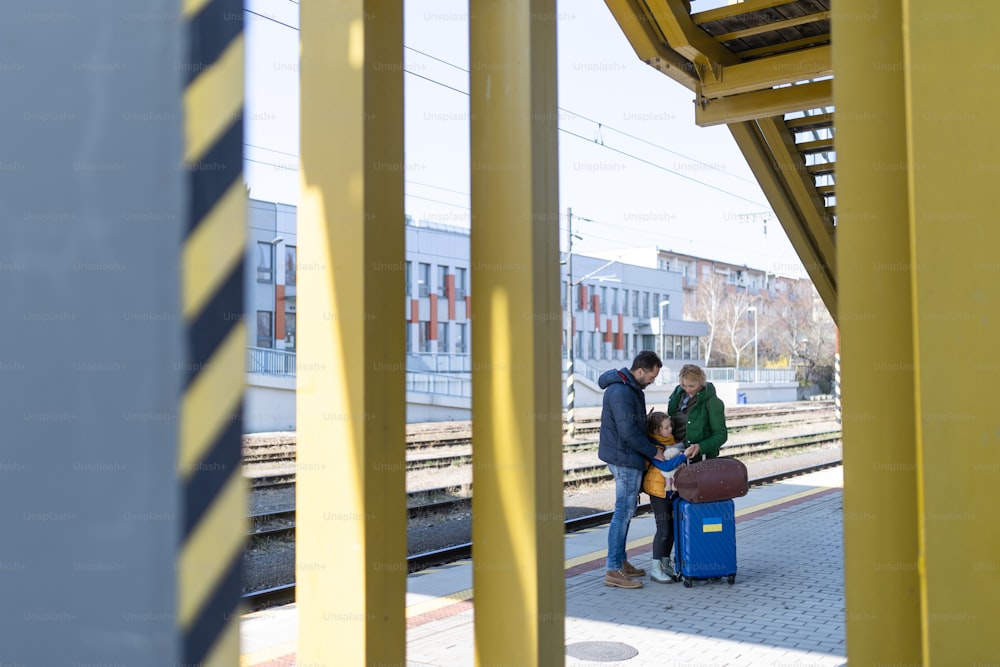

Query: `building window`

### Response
(257, 242, 273, 283)
(632, 290, 639, 316)
(600, 286, 608, 314)
(418, 263, 431, 296)
(285, 246, 297, 286)
(405, 261, 412, 296)
(663, 335, 674, 359)
(437, 322, 449, 352)
(561, 281, 567, 309)
(611, 288, 619, 314)
(419, 322, 432, 352)
(256, 311, 273, 348)
(284, 311, 296, 350)
(456, 323, 467, 353)
(455, 267, 467, 298)
(622, 289, 629, 315)
(437, 265, 449, 297)
(406, 324, 412, 354)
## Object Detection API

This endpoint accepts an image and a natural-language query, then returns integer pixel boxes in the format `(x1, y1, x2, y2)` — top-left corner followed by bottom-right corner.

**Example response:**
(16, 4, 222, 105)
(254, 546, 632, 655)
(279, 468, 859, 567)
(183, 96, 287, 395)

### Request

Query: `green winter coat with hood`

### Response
(666, 381, 728, 462)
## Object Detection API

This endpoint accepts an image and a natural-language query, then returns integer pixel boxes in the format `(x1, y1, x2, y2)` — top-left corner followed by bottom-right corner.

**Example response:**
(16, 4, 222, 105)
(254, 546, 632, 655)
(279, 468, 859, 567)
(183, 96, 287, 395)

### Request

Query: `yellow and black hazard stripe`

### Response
(180, 0, 246, 664)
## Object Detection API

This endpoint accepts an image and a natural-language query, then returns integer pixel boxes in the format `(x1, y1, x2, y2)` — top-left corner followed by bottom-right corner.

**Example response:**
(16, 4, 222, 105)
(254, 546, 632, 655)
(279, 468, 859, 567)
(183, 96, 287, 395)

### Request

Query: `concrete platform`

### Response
(241, 466, 845, 666)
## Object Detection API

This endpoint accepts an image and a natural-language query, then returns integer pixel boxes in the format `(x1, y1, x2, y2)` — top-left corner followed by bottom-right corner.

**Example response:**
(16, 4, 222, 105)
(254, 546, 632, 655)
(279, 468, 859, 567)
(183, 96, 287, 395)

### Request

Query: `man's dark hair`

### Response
(631, 350, 662, 371)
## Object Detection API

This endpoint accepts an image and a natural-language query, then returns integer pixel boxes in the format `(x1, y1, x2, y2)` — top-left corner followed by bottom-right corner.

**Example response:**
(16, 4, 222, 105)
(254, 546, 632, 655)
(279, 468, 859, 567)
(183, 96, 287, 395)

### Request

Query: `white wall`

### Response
(241, 374, 798, 433)
(245, 373, 295, 433)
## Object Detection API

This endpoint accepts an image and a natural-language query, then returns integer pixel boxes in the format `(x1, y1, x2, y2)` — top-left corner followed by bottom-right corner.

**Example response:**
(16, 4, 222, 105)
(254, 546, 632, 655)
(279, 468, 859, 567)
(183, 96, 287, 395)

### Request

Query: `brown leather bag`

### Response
(673, 457, 749, 503)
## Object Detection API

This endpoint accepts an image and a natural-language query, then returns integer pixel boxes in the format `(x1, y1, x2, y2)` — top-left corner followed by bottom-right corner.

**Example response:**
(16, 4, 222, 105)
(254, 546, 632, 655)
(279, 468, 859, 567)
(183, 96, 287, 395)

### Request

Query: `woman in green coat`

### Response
(667, 364, 728, 462)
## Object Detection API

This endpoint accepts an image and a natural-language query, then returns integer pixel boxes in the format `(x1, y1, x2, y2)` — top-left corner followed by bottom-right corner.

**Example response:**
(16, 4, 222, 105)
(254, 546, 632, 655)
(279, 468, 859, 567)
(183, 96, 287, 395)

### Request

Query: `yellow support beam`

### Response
(729, 120, 837, 319)
(696, 79, 832, 126)
(297, 2, 406, 665)
(469, 2, 564, 665)
(903, 4, 1000, 662)
(738, 33, 831, 60)
(833, 1, 921, 662)
(700, 45, 831, 100)
(604, 0, 699, 91)
(692, 0, 800, 25)
(755, 117, 836, 259)
(645, 0, 739, 82)
(798, 137, 835, 154)
(713, 11, 830, 43)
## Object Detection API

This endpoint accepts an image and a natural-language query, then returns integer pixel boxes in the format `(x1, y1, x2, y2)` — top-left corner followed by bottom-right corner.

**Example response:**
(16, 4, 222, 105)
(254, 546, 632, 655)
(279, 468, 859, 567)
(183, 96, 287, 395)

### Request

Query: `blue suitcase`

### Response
(673, 497, 737, 587)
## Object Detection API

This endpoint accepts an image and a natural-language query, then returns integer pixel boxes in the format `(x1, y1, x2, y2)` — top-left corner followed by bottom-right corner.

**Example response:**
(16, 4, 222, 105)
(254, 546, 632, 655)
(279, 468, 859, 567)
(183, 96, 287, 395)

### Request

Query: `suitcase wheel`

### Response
(682, 577, 693, 588)
(727, 575, 736, 585)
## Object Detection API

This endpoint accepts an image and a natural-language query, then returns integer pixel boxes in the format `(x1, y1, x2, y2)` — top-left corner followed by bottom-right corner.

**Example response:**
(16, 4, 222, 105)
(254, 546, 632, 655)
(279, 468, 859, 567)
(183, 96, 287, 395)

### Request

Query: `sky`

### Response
(243, 0, 809, 278)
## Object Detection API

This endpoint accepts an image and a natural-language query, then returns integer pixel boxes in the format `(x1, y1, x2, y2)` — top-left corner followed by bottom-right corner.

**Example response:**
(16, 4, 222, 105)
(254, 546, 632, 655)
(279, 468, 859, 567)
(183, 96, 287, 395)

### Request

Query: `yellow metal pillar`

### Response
(469, 1, 565, 665)
(833, 2, 921, 663)
(297, 2, 406, 665)
(903, 4, 1000, 661)
(837, 2, 1000, 662)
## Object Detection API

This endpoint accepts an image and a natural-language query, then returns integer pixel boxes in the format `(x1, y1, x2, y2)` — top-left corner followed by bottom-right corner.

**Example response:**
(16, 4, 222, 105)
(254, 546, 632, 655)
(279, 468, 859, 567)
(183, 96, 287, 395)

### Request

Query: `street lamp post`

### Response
(658, 298, 670, 366)
(747, 305, 758, 382)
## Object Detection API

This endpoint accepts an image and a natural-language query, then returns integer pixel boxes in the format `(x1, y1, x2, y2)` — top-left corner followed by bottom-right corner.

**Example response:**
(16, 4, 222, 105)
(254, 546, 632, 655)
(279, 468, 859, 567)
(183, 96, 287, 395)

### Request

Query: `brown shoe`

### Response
(604, 569, 643, 589)
(622, 560, 646, 578)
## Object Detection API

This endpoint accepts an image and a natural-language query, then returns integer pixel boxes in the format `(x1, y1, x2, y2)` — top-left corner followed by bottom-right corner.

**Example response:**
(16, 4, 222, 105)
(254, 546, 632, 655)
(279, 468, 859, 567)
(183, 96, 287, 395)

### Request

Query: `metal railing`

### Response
(704, 367, 797, 383)
(408, 353, 472, 372)
(405, 371, 471, 398)
(247, 346, 297, 376)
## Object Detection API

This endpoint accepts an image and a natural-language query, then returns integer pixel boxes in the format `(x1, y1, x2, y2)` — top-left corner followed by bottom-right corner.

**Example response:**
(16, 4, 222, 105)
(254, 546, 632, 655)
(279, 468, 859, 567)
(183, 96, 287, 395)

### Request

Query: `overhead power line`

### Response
(244, 8, 763, 198)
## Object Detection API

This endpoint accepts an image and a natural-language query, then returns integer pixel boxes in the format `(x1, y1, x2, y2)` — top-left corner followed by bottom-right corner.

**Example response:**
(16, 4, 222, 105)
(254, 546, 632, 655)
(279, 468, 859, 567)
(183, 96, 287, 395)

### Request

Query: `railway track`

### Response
(247, 430, 841, 542)
(243, 457, 843, 611)
(243, 401, 839, 468)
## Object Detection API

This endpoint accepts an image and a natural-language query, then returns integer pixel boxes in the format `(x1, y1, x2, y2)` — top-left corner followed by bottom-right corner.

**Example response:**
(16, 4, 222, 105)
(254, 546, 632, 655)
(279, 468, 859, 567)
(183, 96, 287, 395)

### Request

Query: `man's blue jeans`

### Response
(606, 463, 644, 571)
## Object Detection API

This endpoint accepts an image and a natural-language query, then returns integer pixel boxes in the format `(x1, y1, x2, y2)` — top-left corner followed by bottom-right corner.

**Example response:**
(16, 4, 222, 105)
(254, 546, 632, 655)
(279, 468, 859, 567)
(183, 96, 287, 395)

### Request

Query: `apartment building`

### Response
(247, 200, 707, 371)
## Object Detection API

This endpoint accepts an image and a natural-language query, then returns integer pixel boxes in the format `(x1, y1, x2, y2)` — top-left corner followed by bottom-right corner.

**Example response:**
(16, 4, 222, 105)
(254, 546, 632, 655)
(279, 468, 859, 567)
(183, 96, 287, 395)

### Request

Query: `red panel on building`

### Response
(604, 319, 612, 343)
(410, 299, 419, 323)
(616, 313, 624, 350)
(578, 284, 588, 311)
(429, 294, 438, 339)
(592, 295, 600, 329)
(446, 273, 455, 320)
(275, 284, 285, 340)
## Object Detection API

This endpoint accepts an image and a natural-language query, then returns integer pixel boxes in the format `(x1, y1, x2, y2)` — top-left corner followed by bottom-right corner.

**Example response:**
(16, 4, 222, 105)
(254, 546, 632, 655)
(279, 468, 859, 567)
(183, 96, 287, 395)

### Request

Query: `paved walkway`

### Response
(242, 467, 846, 666)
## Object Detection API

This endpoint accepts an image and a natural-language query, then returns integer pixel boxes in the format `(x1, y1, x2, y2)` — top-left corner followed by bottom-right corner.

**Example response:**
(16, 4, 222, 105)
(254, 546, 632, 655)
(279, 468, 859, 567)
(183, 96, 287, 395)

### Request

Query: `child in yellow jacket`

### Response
(643, 411, 686, 583)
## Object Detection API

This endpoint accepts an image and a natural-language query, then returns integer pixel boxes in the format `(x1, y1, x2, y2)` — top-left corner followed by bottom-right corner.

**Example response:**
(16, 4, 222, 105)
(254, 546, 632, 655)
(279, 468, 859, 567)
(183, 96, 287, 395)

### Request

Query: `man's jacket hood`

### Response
(598, 367, 637, 391)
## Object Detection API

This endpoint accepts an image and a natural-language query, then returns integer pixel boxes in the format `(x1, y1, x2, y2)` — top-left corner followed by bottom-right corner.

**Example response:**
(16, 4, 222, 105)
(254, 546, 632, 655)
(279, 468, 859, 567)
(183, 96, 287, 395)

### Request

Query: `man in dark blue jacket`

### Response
(598, 350, 665, 589)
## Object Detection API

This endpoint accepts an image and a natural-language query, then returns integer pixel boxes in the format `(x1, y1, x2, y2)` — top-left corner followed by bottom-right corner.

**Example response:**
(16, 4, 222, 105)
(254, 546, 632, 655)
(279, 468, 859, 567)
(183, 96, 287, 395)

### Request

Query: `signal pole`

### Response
(565, 207, 576, 440)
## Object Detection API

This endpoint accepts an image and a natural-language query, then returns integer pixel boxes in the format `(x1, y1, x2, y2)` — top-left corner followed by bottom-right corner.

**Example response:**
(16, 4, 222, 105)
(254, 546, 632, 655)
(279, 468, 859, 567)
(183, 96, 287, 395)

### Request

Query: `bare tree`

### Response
(720, 288, 756, 372)
(769, 281, 836, 388)
(686, 273, 727, 365)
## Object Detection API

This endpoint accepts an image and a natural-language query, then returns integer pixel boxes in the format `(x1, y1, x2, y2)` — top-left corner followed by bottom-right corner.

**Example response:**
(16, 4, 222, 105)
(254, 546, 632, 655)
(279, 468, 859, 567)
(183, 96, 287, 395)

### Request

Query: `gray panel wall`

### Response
(0, 2, 183, 664)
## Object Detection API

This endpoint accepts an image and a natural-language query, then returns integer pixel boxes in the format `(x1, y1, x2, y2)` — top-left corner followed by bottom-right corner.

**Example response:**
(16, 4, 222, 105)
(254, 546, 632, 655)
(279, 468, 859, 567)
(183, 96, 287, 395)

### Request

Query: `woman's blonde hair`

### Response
(678, 364, 706, 384)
